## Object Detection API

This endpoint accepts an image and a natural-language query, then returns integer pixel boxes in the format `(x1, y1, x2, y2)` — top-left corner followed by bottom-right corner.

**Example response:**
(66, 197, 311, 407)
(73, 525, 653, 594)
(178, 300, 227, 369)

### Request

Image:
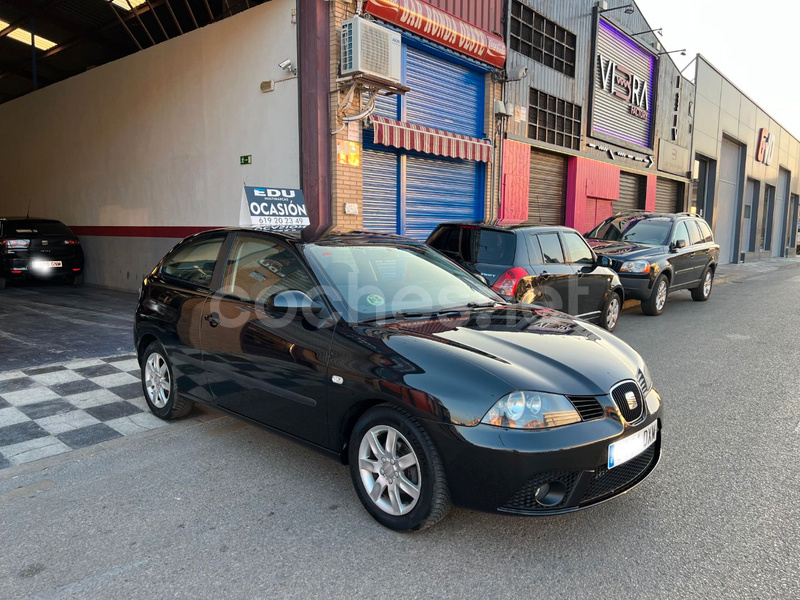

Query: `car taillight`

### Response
(491, 267, 528, 298)
(2, 239, 30, 249)
(64, 239, 80, 245)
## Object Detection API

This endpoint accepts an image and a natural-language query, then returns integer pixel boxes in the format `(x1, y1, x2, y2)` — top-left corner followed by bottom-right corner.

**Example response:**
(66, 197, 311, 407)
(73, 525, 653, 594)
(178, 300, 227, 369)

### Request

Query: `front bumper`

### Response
(618, 274, 654, 301)
(422, 389, 663, 515)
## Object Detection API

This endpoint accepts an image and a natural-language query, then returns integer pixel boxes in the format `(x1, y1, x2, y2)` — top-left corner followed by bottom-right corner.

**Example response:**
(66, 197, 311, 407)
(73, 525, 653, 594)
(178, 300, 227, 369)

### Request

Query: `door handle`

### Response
(204, 312, 220, 327)
(540, 271, 554, 280)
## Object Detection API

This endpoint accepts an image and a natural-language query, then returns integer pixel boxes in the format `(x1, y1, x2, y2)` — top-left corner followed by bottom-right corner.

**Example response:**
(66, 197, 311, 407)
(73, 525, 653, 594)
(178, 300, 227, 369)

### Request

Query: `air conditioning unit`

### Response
(341, 17, 402, 85)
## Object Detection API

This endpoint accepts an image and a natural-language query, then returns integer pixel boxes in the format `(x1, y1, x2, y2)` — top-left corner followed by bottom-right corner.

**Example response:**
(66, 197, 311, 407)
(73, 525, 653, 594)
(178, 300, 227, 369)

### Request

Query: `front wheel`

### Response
(348, 405, 451, 532)
(140, 341, 193, 419)
(601, 291, 622, 332)
(641, 274, 669, 316)
(691, 268, 713, 301)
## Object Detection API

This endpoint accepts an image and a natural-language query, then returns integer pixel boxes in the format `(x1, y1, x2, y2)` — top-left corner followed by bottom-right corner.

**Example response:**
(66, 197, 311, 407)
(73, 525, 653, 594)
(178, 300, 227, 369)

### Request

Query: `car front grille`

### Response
(636, 370, 648, 396)
(568, 396, 605, 421)
(580, 443, 657, 505)
(500, 470, 581, 512)
(610, 380, 644, 423)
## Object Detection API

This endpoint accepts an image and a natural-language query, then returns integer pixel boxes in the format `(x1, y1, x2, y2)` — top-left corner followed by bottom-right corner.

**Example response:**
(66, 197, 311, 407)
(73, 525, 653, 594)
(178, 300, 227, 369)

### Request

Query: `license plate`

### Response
(30, 260, 63, 268)
(608, 421, 658, 469)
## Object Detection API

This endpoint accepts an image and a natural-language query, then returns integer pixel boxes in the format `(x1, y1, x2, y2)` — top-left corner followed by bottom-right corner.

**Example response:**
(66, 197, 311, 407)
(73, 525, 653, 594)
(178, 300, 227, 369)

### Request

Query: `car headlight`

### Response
(619, 260, 651, 273)
(481, 391, 581, 429)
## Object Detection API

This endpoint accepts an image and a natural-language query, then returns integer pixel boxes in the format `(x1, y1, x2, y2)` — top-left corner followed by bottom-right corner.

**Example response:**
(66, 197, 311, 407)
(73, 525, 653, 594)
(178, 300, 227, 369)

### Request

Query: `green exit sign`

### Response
(240, 155, 252, 165)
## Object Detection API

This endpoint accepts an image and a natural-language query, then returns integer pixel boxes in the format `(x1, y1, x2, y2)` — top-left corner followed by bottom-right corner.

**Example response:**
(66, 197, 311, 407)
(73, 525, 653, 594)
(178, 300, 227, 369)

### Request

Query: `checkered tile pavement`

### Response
(0, 355, 167, 469)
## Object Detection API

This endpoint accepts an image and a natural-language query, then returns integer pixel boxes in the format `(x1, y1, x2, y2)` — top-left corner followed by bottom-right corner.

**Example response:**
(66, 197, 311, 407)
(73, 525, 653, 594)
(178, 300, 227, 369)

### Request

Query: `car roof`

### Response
(432, 221, 579, 235)
(603, 211, 705, 221)
(191, 227, 426, 247)
(0, 217, 64, 223)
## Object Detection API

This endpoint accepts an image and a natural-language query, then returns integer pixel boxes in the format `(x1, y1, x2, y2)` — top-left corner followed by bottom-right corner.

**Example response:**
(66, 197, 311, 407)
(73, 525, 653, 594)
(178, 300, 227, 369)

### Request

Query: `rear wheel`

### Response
(691, 268, 713, 301)
(70, 272, 84, 286)
(641, 275, 669, 316)
(601, 291, 622, 332)
(0, 277, 5, 290)
(349, 405, 451, 532)
(140, 341, 193, 419)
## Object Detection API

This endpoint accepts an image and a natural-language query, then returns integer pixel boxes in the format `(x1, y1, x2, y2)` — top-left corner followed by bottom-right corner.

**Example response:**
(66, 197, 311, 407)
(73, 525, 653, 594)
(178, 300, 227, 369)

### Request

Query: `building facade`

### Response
(499, 0, 694, 233)
(691, 56, 800, 263)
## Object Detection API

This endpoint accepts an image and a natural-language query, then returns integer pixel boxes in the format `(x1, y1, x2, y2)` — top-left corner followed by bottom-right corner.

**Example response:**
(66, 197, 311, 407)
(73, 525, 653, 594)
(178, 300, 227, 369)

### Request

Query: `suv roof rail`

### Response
(675, 212, 699, 217)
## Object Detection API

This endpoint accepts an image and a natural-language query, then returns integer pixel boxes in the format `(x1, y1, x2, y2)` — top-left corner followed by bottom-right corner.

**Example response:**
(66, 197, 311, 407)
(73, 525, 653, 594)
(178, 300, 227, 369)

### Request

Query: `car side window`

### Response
(222, 236, 315, 303)
(162, 237, 224, 287)
(562, 232, 594, 265)
(687, 221, 703, 245)
(536, 233, 565, 264)
(672, 222, 690, 246)
(698, 220, 714, 242)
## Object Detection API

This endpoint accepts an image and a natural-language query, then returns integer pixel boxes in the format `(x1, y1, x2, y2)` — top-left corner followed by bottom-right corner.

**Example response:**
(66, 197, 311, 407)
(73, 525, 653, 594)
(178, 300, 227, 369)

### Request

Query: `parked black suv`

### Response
(585, 212, 719, 316)
(427, 223, 625, 331)
(0, 218, 84, 289)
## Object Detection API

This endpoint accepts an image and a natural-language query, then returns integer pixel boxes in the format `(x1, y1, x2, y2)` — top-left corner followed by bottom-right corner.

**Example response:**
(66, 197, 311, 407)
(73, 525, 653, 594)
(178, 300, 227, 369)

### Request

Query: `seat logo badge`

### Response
(332, 375, 344, 385)
(625, 390, 638, 410)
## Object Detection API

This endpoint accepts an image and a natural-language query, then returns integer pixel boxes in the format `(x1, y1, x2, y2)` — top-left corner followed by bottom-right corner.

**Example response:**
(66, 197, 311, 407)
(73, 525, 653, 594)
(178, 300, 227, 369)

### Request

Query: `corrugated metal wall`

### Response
(527, 149, 566, 225)
(424, 0, 505, 36)
(617, 172, 645, 213)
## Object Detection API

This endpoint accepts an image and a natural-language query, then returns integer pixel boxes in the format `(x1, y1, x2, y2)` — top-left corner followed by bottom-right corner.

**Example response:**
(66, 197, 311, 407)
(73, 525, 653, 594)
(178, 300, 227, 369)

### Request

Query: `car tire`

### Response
(691, 268, 713, 302)
(140, 341, 193, 419)
(71, 273, 84, 286)
(348, 405, 451, 532)
(601, 291, 622, 332)
(641, 274, 669, 316)
(0, 277, 5, 290)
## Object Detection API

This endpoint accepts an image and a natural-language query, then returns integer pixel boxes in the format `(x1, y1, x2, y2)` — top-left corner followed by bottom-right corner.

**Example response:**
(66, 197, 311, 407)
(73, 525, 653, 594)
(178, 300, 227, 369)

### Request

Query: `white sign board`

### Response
(239, 186, 310, 229)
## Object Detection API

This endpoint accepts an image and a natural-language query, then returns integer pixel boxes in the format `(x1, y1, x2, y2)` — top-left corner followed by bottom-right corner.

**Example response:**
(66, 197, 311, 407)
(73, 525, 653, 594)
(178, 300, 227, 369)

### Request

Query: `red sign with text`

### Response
(363, 0, 506, 68)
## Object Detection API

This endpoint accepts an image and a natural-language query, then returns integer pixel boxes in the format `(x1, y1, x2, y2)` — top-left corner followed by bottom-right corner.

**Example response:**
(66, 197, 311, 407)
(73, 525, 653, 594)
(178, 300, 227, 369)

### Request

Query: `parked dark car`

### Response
(0, 218, 84, 289)
(134, 228, 662, 531)
(427, 223, 625, 331)
(586, 212, 719, 316)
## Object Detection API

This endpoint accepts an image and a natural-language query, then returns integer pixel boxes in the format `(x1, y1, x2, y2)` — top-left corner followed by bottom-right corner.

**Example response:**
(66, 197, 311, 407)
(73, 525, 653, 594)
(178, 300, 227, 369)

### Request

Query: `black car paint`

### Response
(0, 218, 84, 284)
(587, 214, 720, 301)
(135, 229, 662, 514)
(426, 223, 624, 324)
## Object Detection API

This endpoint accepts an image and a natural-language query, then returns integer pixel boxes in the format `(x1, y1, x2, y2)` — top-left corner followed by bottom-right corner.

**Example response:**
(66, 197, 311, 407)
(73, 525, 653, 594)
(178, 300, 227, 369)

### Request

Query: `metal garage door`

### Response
(617, 172, 644, 213)
(362, 44, 484, 239)
(716, 139, 742, 264)
(655, 178, 682, 213)
(527, 149, 566, 225)
(772, 168, 790, 257)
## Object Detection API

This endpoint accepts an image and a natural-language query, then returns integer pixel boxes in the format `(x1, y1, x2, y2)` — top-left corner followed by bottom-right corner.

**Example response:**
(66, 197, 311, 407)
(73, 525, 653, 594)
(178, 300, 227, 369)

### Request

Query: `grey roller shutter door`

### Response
(616, 172, 645, 213)
(656, 178, 682, 213)
(527, 149, 567, 226)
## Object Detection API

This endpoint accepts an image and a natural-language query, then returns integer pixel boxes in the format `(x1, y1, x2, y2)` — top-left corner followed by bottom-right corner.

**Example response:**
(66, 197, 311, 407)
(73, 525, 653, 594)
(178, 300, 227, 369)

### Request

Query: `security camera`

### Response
(506, 65, 528, 81)
(278, 59, 293, 71)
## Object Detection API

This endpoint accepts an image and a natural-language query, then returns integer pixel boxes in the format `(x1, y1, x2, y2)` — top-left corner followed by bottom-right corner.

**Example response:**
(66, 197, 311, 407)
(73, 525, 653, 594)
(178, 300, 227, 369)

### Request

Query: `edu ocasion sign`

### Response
(591, 19, 656, 149)
(240, 187, 310, 229)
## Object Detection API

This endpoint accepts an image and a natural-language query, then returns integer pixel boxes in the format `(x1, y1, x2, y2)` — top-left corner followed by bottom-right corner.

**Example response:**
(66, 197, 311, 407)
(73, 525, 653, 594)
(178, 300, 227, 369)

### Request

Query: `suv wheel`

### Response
(601, 292, 622, 332)
(642, 274, 669, 316)
(348, 405, 451, 532)
(691, 268, 713, 301)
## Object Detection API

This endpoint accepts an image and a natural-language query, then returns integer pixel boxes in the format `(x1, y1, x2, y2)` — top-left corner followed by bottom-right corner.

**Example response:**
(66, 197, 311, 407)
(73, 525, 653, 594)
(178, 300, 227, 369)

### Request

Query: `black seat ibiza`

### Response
(134, 228, 663, 531)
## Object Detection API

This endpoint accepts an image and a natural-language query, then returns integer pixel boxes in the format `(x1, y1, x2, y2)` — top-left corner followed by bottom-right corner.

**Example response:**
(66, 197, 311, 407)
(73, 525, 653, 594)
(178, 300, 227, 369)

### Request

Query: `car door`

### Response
(561, 230, 608, 319)
(685, 220, 710, 280)
(531, 232, 576, 314)
(668, 221, 695, 287)
(199, 233, 333, 444)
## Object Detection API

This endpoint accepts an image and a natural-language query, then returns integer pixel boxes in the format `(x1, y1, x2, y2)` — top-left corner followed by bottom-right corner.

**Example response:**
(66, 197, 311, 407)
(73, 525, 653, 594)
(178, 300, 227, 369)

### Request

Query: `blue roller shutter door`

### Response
(361, 44, 484, 240)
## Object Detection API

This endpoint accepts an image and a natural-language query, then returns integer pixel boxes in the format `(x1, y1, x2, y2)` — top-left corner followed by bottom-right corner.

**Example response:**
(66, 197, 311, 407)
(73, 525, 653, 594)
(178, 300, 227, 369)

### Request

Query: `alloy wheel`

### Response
(703, 271, 712, 297)
(145, 352, 171, 409)
(606, 296, 620, 330)
(358, 425, 421, 516)
(655, 280, 668, 311)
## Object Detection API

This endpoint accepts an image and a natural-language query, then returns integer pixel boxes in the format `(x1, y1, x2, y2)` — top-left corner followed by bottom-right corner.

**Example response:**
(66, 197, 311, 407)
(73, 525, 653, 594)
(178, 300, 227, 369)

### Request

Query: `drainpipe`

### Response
(298, 0, 332, 242)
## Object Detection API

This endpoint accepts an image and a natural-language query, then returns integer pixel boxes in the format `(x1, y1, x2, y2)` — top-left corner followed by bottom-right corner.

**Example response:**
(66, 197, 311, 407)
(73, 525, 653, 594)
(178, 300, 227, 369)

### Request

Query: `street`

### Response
(1, 268, 799, 600)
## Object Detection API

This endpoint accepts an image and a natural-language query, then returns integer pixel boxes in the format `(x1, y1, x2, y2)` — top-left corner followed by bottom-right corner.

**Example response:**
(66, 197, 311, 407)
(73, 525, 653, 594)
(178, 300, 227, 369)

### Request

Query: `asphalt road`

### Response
(1, 268, 799, 599)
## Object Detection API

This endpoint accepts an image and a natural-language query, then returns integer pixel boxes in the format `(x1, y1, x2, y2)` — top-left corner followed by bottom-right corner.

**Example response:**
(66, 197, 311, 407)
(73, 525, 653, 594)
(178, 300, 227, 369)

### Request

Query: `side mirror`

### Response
(271, 290, 328, 318)
(596, 255, 612, 268)
(671, 239, 687, 251)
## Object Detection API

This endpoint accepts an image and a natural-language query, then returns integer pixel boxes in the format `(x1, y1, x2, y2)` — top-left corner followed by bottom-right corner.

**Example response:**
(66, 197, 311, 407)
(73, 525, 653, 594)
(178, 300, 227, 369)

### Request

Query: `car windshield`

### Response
(588, 217, 672, 246)
(304, 242, 502, 322)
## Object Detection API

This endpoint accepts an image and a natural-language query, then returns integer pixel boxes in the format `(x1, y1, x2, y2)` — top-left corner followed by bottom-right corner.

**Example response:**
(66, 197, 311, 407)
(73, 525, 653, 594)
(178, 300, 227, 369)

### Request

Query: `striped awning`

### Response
(370, 115, 492, 162)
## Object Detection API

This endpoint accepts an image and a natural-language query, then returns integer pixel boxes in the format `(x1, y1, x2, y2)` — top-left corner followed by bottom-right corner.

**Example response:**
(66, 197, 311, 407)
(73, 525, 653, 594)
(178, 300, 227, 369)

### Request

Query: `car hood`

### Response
(587, 239, 666, 260)
(374, 306, 645, 423)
